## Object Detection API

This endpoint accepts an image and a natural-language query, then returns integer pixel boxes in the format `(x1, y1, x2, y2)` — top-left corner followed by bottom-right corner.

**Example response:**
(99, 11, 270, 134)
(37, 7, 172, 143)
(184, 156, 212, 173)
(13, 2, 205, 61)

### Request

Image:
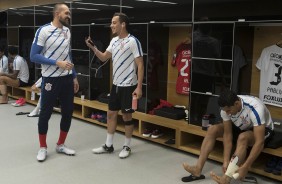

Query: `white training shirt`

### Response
(256, 44, 282, 107)
(13, 55, 29, 83)
(0, 55, 9, 73)
(33, 22, 72, 77)
(220, 95, 273, 131)
(106, 34, 143, 86)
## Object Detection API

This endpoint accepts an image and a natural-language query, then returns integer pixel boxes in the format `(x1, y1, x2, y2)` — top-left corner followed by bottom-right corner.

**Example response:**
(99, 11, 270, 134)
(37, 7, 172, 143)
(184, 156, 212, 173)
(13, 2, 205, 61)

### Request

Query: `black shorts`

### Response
(19, 79, 29, 87)
(232, 123, 274, 147)
(109, 84, 136, 113)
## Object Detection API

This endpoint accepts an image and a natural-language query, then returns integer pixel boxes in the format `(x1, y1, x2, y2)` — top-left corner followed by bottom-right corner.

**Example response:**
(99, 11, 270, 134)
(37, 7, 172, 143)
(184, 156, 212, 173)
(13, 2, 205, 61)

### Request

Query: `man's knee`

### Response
(107, 111, 118, 120)
(124, 120, 134, 126)
(237, 133, 248, 142)
(207, 124, 223, 137)
(0, 76, 7, 84)
(122, 113, 132, 122)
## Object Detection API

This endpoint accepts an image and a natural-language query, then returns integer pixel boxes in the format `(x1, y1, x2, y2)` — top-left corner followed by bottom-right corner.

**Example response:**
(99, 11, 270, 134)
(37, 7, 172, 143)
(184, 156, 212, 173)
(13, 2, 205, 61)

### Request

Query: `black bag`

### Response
(97, 93, 110, 104)
(266, 128, 282, 149)
(155, 107, 186, 120)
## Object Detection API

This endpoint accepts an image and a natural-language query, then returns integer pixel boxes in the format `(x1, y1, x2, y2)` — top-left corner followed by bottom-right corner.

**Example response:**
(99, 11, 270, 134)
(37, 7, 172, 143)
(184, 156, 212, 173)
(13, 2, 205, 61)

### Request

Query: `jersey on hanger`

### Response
(171, 43, 191, 95)
(256, 45, 282, 107)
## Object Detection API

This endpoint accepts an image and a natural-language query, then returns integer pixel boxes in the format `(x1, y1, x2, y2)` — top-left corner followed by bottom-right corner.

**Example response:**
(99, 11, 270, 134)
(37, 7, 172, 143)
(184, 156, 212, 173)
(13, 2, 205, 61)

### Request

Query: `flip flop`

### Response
(243, 176, 257, 183)
(16, 112, 30, 115)
(181, 174, 205, 182)
(27, 114, 40, 117)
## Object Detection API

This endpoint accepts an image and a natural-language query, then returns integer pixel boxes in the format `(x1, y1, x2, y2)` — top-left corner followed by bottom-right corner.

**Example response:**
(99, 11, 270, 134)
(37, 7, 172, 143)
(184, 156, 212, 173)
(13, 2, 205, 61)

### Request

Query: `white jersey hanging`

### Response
(256, 44, 282, 107)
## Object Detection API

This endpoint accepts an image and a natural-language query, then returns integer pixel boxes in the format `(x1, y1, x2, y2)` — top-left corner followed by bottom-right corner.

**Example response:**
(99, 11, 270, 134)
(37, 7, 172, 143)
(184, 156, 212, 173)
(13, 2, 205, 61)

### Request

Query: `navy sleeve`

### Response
(72, 67, 77, 78)
(68, 48, 76, 78)
(30, 43, 57, 65)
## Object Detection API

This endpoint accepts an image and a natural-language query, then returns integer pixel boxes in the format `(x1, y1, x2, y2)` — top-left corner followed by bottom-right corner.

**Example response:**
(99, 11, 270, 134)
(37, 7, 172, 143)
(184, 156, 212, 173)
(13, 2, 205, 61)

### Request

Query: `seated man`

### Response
(182, 89, 274, 183)
(0, 46, 29, 104)
(0, 45, 9, 73)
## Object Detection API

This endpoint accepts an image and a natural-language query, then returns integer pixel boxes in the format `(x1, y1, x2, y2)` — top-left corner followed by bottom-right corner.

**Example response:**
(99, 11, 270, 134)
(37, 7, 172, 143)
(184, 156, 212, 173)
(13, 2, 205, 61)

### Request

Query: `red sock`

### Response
(57, 130, 68, 145)
(39, 134, 47, 148)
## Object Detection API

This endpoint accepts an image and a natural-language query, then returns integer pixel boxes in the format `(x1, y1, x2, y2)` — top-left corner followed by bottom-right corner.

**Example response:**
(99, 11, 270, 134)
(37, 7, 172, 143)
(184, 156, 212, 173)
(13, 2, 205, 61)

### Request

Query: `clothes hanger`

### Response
(182, 37, 191, 44)
(276, 33, 282, 47)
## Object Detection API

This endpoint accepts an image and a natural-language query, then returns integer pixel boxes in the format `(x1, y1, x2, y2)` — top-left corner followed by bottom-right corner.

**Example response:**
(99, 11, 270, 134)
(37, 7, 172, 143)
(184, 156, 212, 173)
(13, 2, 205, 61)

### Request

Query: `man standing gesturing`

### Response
(86, 13, 144, 159)
(30, 3, 79, 162)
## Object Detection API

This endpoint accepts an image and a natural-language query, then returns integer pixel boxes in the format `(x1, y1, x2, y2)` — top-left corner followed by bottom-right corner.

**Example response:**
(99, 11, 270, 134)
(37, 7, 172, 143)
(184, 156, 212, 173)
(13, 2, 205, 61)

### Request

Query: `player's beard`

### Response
(111, 29, 118, 37)
(59, 17, 70, 28)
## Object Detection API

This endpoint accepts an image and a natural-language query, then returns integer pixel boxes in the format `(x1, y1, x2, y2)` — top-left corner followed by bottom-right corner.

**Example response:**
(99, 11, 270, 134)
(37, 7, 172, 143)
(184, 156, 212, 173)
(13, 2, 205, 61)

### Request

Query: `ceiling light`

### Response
(74, 2, 109, 6)
(136, 0, 152, 2)
(75, 8, 100, 11)
(135, 0, 177, 5)
(153, 1, 177, 4)
(110, 5, 133, 8)
(41, 6, 53, 9)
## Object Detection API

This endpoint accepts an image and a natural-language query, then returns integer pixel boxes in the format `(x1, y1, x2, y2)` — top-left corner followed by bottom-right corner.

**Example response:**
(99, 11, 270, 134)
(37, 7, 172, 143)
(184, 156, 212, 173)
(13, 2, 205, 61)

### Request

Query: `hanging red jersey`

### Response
(171, 43, 191, 95)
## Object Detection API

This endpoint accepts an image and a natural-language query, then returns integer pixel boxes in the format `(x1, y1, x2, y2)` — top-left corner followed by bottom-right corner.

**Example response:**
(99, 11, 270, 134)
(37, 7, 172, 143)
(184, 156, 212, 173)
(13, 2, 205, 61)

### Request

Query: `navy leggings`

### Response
(38, 75, 74, 134)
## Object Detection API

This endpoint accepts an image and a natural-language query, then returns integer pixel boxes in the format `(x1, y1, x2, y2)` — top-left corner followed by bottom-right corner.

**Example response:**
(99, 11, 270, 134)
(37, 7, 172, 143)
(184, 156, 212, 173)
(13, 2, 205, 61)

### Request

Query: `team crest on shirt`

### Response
(63, 31, 68, 39)
(45, 83, 52, 91)
(120, 42, 124, 50)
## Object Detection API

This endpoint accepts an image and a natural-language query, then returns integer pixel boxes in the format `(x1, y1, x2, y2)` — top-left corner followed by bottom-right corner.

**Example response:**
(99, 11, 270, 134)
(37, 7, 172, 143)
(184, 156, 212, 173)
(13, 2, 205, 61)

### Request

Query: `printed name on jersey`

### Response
(270, 53, 282, 62)
(256, 45, 282, 107)
(263, 95, 282, 105)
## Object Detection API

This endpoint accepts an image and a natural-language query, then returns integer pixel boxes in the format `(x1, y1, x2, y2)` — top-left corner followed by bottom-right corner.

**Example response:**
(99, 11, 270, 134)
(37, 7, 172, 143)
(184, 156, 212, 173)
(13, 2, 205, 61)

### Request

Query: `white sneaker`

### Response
(92, 144, 114, 154)
(119, 146, 131, 159)
(56, 144, 75, 155)
(28, 107, 40, 117)
(37, 147, 47, 162)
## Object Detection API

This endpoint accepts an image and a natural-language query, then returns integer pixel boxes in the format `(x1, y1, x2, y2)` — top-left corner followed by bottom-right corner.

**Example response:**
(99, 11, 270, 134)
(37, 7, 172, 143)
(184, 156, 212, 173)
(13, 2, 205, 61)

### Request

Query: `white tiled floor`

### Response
(0, 100, 280, 184)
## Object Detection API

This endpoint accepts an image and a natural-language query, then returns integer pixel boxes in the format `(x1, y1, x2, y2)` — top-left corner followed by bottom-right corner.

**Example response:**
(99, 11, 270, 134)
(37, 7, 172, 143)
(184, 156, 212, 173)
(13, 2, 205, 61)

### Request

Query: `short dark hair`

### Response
(218, 89, 239, 107)
(53, 3, 68, 17)
(113, 12, 130, 27)
(8, 46, 18, 55)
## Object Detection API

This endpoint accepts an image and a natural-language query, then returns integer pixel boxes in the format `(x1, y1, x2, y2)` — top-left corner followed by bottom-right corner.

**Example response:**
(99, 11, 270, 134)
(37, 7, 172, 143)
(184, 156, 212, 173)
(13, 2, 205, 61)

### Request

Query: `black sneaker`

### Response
(92, 144, 114, 154)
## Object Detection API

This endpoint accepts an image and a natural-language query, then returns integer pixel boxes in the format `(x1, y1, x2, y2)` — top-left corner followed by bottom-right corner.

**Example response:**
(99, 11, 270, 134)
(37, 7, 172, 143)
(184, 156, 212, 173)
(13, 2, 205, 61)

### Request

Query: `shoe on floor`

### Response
(119, 146, 131, 159)
(151, 129, 163, 139)
(92, 144, 114, 154)
(28, 108, 40, 117)
(11, 98, 26, 107)
(272, 158, 282, 175)
(264, 156, 279, 173)
(142, 128, 152, 137)
(56, 144, 75, 156)
(37, 147, 47, 162)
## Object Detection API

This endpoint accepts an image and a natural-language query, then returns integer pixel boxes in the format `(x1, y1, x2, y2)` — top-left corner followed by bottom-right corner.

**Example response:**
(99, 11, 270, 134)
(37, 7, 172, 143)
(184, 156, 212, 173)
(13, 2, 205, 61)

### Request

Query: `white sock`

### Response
(36, 97, 41, 108)
(29, 107, 40, 116)
(124, 137, 131, 147)
(105, 133, 114, 147)
(29, 97, 41, 116)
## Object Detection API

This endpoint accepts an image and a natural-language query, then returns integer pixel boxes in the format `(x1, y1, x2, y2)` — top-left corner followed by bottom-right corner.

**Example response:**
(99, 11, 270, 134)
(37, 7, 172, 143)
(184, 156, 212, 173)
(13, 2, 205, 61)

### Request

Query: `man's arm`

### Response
(30, 43, 74, 70)
(222, 120, 233, 172)
(0, 70, 19, 79)
(85, 37, 111, 61)
(134, 56, 144, 98)
(241, 125, 265, 169)
(30, 43, 56, 65)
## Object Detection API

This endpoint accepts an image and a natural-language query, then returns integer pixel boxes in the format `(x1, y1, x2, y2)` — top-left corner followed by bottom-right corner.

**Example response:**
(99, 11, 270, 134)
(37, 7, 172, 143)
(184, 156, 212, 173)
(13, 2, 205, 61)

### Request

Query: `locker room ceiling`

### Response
(6, 0, 255, 14)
